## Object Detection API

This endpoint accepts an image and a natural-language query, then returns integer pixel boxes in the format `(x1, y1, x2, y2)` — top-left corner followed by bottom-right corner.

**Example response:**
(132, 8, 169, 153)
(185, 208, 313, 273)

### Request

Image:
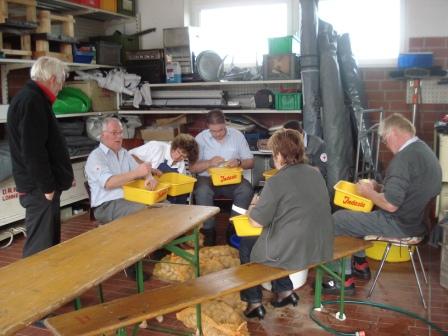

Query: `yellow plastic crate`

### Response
(262, 168, 278, 180)
(208, 167, 243, 186)
(365, 241, 413, 262)
(123, 180, 169, 205)
(157, 173, 197, 196)
(230, 215, 262, 237)
(333, 180, 374, 213)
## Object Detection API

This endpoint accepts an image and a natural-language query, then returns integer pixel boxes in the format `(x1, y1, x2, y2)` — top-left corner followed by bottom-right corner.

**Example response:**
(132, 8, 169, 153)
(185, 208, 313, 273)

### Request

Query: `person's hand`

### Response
(209, 156, 225, 168)
(151, 168, 163, 177)
(45, 191, 55, 201)
(356, 180, 374, 197)
(250, 194, 260, 207)
(225, 159, 240, 168)
(136, 162, 152, 178)
(144, 175, 158, 191)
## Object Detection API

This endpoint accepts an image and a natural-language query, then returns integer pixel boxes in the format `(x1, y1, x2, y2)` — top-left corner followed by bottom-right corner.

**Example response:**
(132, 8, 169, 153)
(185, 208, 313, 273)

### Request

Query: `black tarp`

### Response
(338, 33, 380, 179)
(300, 0, 322, 137)
(319, 20, 355, 191)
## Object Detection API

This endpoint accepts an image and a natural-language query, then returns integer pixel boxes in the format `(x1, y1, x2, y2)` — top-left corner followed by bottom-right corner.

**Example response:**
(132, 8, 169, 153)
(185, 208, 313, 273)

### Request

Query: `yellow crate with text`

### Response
(262, 168, 278, 180)
(230, 215, 262, 237)
(123, 180, 169, 205)
(156, 173, 196, 196)
(33, 10, 75, 62)
(208, 167, 242, 186)
(333, 180, 374, 213)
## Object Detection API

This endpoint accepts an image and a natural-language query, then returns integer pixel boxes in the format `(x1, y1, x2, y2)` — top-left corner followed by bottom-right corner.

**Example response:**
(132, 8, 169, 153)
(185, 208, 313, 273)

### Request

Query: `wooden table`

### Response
(0, 204, 219, 336)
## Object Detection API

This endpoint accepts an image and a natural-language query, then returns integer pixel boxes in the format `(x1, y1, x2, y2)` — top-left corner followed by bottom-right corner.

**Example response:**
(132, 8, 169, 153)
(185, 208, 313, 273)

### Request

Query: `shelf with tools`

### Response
(119, 79, 302, 114)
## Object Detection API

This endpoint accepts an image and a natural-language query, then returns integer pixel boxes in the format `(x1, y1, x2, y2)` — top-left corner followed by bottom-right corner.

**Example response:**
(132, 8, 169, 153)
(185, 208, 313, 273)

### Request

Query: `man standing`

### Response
(323, 113, 442, 294)
(7, 56, 74, 258)
(85, 117, 154, 280)
(190, 110, 254, 245)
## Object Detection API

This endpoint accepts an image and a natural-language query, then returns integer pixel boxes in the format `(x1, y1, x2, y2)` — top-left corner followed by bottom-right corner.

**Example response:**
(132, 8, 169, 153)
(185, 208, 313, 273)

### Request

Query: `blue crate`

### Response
(398, 52, 433, 69)
(73, 46, 94, 64)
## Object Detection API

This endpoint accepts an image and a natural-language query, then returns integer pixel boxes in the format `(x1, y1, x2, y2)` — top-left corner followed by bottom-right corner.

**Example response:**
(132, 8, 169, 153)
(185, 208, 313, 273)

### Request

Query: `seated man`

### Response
(190, 110, 255, 246)
(283, 120, 327, 179)
(85, 117, 155, 280)
(129, 133, 199, 204)
(323, 113, 442, 294)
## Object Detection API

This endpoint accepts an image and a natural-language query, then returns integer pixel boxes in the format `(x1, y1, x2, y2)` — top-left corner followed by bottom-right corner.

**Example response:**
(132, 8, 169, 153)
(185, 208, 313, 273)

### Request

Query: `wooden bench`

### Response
(45, 236, 372, 336)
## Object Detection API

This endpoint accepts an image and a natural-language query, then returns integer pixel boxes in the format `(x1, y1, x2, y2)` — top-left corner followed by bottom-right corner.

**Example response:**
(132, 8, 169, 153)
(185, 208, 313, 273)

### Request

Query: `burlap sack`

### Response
(153, 245, 240, 282)
(176, 300, 249, 336)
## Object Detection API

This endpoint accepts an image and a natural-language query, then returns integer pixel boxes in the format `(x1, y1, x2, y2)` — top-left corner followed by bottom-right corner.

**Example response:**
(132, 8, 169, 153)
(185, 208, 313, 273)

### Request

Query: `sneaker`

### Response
(352, 260, 371, 280)
(322, 276, 356, 295)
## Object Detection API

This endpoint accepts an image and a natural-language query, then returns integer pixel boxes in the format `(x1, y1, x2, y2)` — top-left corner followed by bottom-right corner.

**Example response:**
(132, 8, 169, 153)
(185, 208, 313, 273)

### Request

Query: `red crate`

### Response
(73, 0, 100, 8)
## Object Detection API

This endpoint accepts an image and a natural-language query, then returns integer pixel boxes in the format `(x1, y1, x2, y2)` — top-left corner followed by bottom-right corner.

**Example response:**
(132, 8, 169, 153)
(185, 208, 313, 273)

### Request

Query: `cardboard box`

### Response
(65, 80, 117, 112)
(138, 126, 179, 141)
(155, 114, 187, 127)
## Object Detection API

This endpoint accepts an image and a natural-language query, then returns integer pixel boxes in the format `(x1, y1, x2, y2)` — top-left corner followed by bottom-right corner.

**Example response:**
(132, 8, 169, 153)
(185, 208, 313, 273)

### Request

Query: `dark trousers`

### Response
(19, 189, 61, 258)
(194, 176, 254, 230)
(239, 236, 293, 303)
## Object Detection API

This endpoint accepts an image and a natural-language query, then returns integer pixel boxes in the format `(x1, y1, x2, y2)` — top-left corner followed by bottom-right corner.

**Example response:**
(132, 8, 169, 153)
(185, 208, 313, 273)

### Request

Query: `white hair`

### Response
(30, 56, 68, 83)
(102, 117, 122, 131)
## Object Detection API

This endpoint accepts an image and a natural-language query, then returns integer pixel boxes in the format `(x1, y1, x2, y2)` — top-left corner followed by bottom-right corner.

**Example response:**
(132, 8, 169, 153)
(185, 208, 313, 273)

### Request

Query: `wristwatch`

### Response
(236, 158, 242, 166)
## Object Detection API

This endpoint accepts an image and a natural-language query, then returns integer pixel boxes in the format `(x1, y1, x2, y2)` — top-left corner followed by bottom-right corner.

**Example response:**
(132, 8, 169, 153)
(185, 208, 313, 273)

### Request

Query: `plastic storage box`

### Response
(157, 173, 196, 196)
(94, 40, 122, 65)
(72, 45, 94, 64)
(333, 180, 374, 213)
(262, 169, 278, 180)
(230, 215, 262, 236)
(268, 35, 300, 54)
(208, 167, 243, 186)
(123, 180, 169, 205)
(365, 241, 413, 262)
(275, 92, 302, 110)
(100, 0, 117, 12)
(398, 52, 433, 69)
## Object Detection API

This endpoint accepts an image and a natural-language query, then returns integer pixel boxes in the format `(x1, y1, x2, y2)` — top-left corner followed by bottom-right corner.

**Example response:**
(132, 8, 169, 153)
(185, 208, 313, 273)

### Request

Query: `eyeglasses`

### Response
(104, 130, 123, 136)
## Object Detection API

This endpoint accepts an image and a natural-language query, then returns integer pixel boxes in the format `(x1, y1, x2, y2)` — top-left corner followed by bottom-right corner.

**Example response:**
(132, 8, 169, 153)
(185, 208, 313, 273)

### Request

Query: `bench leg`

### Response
(316, 262, 347, 321)
(314, 266, 324, 310)
(73, 297, 81, 310)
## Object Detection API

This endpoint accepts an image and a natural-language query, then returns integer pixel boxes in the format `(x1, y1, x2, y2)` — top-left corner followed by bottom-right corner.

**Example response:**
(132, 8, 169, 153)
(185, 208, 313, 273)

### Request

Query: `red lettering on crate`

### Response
(1, 187, 18, 201)
(220, 174, 237, 183)
(342, 196, 365, 208)
(157, 189, 167, 198)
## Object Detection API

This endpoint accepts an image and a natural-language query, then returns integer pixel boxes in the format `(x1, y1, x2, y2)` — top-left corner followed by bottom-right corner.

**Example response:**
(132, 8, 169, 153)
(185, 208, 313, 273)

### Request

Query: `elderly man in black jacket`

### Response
(7, 56, 74, 258)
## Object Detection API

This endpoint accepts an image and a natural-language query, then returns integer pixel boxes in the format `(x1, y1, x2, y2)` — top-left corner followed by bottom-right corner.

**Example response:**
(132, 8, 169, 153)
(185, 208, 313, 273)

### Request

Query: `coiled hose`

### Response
(309, 299, 448, 336)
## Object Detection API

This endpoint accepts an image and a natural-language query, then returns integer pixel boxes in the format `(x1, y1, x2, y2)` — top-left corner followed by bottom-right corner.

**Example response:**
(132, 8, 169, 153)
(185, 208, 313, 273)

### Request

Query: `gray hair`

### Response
(378, 113, 416, 137)
(102, 117, 122, 131)
(30, 56, 68, 84)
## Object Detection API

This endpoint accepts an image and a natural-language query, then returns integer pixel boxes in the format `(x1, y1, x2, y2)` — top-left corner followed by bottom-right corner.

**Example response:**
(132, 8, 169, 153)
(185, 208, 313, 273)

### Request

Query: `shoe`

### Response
(352, 260, 371, 280)
(271, 292, 299, 308)
(125, 265, 150, 282)
(32, 319, 47, 329)
(322, 276, 356, 295)
(244, 304, 266, 320)
(150, 249, 170, 261)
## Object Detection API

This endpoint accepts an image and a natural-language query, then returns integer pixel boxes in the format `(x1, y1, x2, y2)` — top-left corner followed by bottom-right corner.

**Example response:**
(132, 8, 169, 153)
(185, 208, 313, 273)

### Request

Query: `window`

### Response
(318, 0, 403, 66)
(190, 0, 292, 66)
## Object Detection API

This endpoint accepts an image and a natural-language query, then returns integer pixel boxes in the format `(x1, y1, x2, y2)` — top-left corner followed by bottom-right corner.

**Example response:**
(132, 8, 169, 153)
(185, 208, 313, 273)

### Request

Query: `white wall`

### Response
(404, 0, 448, 38)
(138, 0, 186, 49)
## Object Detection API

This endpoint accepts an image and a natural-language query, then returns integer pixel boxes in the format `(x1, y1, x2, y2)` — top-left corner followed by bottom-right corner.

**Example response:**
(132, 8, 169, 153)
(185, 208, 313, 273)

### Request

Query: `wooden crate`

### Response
(33, 10, 75, 62)
(0, 0, 36, 58)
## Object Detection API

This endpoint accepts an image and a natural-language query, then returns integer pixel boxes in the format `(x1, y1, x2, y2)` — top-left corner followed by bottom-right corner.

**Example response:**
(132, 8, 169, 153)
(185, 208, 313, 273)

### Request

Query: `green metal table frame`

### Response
(313, 258, 348, 321)
(117, 226, 202, 336)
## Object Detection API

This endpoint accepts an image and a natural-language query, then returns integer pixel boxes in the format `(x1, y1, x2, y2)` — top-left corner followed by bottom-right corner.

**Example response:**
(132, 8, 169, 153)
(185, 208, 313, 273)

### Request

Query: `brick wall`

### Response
(362, 37, 448, 153)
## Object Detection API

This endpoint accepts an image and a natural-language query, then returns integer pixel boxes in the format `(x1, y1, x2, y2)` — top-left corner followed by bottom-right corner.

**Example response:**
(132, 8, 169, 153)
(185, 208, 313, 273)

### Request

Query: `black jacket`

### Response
(7, 80, 73, 193)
